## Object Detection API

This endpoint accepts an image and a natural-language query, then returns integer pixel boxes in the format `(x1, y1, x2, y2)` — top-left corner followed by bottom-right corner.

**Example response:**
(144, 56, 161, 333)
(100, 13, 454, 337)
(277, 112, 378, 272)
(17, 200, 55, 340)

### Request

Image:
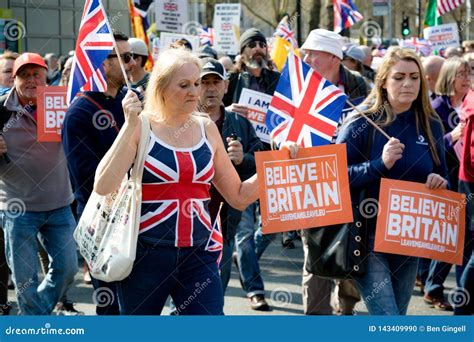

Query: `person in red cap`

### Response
(0, 52, 78, 315)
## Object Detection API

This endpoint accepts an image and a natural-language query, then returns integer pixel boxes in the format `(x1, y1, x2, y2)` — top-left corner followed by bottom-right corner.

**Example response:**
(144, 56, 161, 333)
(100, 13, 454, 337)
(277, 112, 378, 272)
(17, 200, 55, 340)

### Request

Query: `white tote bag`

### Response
(74, 114, 150, 282)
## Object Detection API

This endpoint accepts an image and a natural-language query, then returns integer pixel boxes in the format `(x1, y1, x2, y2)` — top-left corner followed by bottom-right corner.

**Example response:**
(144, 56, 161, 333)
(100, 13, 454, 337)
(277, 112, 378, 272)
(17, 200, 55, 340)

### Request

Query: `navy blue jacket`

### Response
(336, 109, 448, 232)
(62, 89, 131, 217)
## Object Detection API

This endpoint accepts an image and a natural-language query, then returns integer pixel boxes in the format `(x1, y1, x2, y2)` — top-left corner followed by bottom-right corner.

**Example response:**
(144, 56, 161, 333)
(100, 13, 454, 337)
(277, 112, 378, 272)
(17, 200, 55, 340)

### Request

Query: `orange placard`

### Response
(255, 144, 353, 234)
(375, 179, 466, 265)
(37, 86, 68, 142)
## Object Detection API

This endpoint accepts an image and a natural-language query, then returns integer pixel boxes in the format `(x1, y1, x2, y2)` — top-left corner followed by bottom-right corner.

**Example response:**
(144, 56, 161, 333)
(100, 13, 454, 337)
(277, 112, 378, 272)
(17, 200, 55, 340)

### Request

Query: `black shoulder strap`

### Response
(0, 94, 12, 131)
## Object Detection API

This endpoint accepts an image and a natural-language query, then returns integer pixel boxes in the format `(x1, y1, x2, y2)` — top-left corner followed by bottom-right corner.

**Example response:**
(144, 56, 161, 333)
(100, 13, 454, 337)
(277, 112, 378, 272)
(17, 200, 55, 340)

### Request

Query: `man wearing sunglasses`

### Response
(62, 31, 139, 316)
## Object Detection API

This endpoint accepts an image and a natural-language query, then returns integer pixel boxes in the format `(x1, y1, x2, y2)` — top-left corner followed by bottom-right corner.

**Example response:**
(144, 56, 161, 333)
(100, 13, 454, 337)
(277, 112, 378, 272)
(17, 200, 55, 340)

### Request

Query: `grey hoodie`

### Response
(0, 90, 73, 212)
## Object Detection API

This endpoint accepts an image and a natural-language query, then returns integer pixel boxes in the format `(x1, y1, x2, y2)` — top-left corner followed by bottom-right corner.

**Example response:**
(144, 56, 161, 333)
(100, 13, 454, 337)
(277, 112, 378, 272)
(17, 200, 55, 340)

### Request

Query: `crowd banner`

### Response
(375, 179, 465, 265)
(155, 0, 188, 33)
(256, 144, 353, 234)
(213, 3, 241, 55)
(423, 23, 460, 52)
(37, 86, 68, 142)
(159, 32, 200, 51)
(238, 88, 272, 144)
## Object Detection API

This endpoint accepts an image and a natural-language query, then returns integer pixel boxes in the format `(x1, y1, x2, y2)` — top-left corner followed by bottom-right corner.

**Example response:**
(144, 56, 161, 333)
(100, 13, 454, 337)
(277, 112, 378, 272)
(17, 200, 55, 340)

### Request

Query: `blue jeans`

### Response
(1, 206, 77, 315)
(424, 260, 452, 298)
(234, 202, 274, 297)
(220, 237, 234, 294)
(116, 240, 224, 315)
(354, 236, 419, 315)
(417, 258, 431, 285)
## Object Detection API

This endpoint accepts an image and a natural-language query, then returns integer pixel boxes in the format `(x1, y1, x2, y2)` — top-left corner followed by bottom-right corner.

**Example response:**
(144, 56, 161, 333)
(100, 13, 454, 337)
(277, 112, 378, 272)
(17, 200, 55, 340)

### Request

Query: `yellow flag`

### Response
(271, 36, 300, 72)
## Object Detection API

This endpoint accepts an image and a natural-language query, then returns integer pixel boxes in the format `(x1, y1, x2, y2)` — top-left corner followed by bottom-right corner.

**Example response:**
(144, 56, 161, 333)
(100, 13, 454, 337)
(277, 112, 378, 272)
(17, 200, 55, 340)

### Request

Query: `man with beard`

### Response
(222, 28, 279, 310)
(223, 28, 279, 124)
(62, 31, 139, 315)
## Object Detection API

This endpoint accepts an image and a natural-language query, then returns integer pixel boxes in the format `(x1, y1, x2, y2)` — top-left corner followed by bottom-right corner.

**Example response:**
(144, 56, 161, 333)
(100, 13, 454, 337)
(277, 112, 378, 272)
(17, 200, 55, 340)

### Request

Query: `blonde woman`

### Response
(93, 49, 297, 315)
(336, 47, 448, 315)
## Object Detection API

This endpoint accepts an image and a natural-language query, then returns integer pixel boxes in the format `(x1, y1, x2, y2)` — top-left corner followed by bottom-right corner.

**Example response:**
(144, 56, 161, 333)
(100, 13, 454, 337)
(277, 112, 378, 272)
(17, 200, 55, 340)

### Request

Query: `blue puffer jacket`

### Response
(336, 109, 448, 234)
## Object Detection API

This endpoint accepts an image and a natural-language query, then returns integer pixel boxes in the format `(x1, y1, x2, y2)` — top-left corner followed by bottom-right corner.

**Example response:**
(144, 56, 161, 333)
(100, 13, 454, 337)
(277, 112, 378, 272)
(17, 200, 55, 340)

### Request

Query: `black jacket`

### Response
(212, 108, 262, 240)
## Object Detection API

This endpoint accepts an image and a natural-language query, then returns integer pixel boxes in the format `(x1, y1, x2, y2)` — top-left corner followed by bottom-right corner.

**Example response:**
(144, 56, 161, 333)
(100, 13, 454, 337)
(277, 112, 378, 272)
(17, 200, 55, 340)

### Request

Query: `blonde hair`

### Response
(358, 47, 442, 165)
(435, 56, 470, 96)
(143, 49, 201, 120)
(463, 52, 474, 63)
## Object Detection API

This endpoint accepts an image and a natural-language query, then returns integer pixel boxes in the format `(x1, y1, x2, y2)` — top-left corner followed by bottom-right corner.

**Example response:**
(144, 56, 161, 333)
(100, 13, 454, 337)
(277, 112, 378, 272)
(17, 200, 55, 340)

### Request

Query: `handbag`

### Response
(74, 114, 150, 282)
(303, 123, 375, 280)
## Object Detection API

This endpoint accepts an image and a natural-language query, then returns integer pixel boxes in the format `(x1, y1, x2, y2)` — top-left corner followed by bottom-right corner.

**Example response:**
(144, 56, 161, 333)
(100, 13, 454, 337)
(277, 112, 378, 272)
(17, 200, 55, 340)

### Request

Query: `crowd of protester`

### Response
(0, 28, 472, 316)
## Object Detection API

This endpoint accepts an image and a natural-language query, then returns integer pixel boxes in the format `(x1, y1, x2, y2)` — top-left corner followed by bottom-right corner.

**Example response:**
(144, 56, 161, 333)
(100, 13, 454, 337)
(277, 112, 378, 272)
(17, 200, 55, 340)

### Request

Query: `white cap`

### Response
(301, 29, 344, 60)
(128, 38, 148, 57)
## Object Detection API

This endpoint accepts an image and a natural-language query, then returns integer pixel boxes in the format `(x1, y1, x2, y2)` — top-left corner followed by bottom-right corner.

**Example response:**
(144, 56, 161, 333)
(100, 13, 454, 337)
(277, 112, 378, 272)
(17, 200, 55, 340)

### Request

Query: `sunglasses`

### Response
(107, 52, 134, 63)
(246, 41, 267, 49)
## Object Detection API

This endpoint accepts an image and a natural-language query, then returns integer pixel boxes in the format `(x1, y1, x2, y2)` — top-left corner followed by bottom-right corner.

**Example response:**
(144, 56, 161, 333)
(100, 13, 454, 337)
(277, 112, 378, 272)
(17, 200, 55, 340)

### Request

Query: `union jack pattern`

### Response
(266, 53, 348, 147)
(140, 127, 215, 248)
(205, 203, 224, 266)
(333, 0, 364, 33)
(437, 0, 464, 16)
(274, 15, 298, 48)
(199, 27, 215, 46)
(67, 0, 115, 105)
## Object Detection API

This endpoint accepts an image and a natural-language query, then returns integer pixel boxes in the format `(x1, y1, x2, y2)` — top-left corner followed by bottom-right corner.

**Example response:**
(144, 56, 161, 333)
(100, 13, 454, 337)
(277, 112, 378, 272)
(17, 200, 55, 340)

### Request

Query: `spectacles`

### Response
(455, 72, 470, 79)
(246, 41, 267, 49)
(107, 52, 134, 63)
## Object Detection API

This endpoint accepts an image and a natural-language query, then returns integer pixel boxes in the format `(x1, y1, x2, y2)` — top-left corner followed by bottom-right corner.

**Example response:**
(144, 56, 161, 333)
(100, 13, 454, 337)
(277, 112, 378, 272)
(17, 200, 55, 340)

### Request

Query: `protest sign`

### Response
(37, 86, 68, 142)
(375, 179, 465, 265)
(238, 88, 272, 144)
(159, 32, 200, 51)
(256, 144, 353, 234)
(213, 3, 241, 55)
(155, 0, 188, 33)
(423, 23, 460, 52)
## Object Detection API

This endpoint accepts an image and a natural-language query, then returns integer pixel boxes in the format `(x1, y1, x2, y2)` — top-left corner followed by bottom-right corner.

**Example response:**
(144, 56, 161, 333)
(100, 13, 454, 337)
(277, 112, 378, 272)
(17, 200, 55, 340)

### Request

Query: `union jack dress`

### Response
(139, 119, 215, 248)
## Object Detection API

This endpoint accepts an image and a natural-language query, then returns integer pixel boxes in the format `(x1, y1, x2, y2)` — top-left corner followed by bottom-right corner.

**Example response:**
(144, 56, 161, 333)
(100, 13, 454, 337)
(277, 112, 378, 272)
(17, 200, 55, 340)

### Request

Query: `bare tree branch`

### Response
(241, 0, 276, 27)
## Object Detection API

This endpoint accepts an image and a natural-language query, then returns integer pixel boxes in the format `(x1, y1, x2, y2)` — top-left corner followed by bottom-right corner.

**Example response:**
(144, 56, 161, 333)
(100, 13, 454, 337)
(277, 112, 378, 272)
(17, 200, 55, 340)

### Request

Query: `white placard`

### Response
(155, 0, 188, 33)
(159, 32, 200, 52)
(238, 88, 273, 144)
(213, 3, 241, 55)
(423, 23, 460, 51)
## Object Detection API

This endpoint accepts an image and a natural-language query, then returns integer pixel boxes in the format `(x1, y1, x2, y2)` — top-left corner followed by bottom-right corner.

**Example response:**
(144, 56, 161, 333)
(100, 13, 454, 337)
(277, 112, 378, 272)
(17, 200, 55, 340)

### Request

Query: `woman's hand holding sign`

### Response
(280, 141, 300, 159)
(382, 138, 405, 170)
(425, 173, 448, 190)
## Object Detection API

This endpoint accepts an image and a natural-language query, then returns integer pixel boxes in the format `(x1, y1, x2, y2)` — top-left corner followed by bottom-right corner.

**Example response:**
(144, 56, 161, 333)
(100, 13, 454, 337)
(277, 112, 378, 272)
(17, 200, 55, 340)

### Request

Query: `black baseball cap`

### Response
(200, 58, 227, 80)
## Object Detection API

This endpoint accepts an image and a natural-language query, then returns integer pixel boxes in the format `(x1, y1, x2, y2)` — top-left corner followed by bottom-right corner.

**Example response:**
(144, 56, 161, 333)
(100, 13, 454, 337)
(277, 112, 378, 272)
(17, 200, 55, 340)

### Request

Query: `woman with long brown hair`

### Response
(336, 47, 448, 315)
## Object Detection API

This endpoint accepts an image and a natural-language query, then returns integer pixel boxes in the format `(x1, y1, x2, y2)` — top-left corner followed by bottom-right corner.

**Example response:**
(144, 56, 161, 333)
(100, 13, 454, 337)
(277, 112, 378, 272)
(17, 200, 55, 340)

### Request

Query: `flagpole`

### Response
(113, 42, 132, 90)
(344, 100, 391, 140)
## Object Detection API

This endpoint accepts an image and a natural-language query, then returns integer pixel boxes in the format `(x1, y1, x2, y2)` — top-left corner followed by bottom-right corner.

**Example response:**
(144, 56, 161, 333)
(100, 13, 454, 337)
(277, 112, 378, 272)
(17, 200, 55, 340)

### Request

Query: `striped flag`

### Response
(199, 27, 215, 46)
(274, 15, 298, 48)
(128, 0, 154, 71)
(437, 0, 464, 16)
(333, 0, 363, 33)
(205, 203, 224, 267)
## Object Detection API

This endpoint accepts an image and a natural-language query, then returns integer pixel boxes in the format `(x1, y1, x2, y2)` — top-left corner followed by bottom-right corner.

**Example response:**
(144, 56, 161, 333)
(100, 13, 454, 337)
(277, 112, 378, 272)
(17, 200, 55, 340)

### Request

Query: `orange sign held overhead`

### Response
(256, 144, 353, 234)
(375, 179, 466, 265)
(37, 86, 68, 142)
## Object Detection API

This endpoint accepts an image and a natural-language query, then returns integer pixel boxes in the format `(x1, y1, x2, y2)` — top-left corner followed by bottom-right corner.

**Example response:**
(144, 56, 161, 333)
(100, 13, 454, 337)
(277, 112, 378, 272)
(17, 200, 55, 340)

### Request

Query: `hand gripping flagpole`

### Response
(344, 99, 391, 140)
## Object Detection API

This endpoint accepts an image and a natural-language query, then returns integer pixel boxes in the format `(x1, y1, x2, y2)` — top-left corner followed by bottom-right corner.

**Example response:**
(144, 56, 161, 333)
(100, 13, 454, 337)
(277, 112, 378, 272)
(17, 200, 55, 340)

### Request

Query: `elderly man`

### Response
(422, 55, 445, 96)
(0, 53, 77, 315)
(300, 29, 369, 315)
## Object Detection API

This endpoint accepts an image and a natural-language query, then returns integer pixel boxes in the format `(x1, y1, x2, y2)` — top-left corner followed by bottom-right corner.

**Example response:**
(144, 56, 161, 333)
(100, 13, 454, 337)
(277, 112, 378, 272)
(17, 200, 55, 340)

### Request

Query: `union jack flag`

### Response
(266, 53, 348, 147)
(401, 37, 432, 57)
(199, 27, 215, 46)
(205, 203, 223, 266)
(437, 0, 464, 16)
(67, 0, 114, 105)
(140, 139, 215, 247)
(274, 15, 298, 48)
(333, 0, 364, 33)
